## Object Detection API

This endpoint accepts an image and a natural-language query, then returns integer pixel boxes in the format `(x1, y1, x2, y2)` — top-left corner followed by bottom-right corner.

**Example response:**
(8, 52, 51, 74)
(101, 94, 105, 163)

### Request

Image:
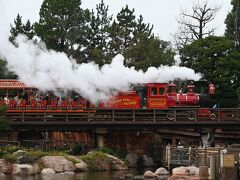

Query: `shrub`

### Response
(3, 153, 17, 163)
(81, 151, 108, 171)
(99, 147, 115, 156)
(72, 144, 84, 155)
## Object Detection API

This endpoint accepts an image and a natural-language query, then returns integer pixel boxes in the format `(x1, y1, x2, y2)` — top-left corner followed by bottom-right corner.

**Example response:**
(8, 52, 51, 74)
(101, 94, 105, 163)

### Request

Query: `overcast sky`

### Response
(2, 0, 232, 41)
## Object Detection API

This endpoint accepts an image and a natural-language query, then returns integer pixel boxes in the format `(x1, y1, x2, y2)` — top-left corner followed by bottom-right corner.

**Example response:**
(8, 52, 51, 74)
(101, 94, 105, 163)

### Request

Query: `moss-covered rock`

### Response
(81, 151, 127, 171)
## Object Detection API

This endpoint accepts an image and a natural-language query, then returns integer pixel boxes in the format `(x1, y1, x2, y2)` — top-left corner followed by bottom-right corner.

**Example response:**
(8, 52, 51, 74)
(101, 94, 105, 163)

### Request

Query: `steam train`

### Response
(0, 79, 215, 111)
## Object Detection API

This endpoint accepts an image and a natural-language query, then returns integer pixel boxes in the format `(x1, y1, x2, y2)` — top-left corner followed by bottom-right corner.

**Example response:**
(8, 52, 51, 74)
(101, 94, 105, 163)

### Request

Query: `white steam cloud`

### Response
(0, 3, 201, 102)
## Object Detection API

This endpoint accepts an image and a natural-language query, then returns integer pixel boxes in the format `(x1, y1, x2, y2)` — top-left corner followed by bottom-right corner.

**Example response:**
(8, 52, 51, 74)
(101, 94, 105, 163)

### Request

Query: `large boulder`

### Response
(13, 150, 28, 157)
(186, 166, 199, 176)
(74, 160, 88, 172)
(106, 154, 128, 170)
(172, 166, 188, 175)
(12, 164, 35, 175)
(154, 167, 169, 175)
(125, 153, 139, 167)
(32, 163, 41, 174)
(142, 155, 155, 167)
(40, 156, 74, 173)
(144, 171, 157, 178)
(0, 159, 8, 173)
(81, 151, 127, 171)
(41, 168, 55, 175)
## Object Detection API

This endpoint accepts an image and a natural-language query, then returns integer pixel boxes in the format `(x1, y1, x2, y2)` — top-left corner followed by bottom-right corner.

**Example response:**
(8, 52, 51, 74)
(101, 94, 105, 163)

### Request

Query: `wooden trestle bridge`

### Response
(5, 108, 240, 131)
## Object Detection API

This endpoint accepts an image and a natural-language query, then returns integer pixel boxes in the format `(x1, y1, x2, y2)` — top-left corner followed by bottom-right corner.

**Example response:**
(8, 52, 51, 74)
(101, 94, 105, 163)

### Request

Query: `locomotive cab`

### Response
(146, 83, 168, 109)
(167, 83, 177, 106)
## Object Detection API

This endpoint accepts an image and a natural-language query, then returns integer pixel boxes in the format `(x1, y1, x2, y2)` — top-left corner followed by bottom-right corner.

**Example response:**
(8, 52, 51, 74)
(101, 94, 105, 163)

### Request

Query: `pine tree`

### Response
(34, 0, 91, 63)
(89, 0, 112, 65)
(225, 0, 240, 48)
(109, 5, 136, 65)
(9, 14, 34, 43)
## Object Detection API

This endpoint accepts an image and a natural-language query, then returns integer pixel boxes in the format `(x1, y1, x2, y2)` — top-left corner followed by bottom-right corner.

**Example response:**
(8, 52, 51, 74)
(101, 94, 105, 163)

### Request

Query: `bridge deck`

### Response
(4, 108, 240, 131)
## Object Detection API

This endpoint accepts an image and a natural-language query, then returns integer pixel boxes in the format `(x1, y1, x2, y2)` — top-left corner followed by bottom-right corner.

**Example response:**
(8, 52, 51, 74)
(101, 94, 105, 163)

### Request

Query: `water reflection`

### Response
(3, 168, 161, 180)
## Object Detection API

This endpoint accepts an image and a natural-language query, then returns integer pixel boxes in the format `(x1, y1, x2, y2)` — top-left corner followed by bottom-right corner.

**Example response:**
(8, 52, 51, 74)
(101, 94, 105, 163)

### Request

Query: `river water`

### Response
(3, 168, 169, 180)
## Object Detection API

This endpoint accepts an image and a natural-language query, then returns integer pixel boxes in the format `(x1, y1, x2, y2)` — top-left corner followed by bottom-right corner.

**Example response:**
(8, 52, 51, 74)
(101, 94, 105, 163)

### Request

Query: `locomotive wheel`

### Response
(187, 110, 195, 121)
(167, 111, 175, 121)
(210, 113, 216, 120)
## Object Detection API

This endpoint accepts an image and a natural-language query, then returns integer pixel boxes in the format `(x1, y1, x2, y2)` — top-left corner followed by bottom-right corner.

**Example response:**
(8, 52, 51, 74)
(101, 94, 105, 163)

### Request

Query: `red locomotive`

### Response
(100, 82, 213, 109)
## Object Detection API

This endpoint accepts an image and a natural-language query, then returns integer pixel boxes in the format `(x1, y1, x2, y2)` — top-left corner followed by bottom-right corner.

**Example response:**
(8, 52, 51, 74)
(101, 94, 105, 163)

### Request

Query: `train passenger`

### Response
(4, 94, 10, 105)
(14, 94, 20, 106)
(35, 94, 41, 102)
(23, 90, 29, 104)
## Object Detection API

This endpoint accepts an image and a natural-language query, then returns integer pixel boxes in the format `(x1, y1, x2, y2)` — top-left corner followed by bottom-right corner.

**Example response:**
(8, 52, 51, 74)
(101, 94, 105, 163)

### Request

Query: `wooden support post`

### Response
(44, 110, 46, 122)
(95, 128, 107, 149)
(112, 109, 115, 122)
(66, 109, 68, 122)
(21, 110, 24, 122)
(153, 109, 156, 122)
(133, 109, 135, 122)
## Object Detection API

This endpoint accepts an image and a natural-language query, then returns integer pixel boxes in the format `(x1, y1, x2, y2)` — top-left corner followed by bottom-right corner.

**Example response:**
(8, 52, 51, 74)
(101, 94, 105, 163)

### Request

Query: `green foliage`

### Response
(3, 153, 17, 163)
(81, 151, 108, 171)
(9, 14, 34, 43)
(0, 149, 6, 158)
(225, 0, 240, 49)
(28, 150, 47, 159)
(34, 0, 91, 63)
(71, 144, 84, 155)
(1, 146, 21, 153)
(89, 0, 112, 65)
(0, 106, 11, 131)
(180, 36, 240, 107)
(99, 147, 115, 156)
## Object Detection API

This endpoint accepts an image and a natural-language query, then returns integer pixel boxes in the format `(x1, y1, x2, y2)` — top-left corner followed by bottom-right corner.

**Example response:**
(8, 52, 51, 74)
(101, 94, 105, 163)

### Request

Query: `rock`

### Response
(143, 170, 157, 178)
(40, 156, 74, 173)
(12, 164, 35, 175)
(32, 163, 41, 174)
(0, 159, 8, 173)
(154, 167, 169, 175)
(142, 155, 155, 167)
(67, 155, 88, 172)
(172, 166, 188, 175)
(186, 166, 199, 176)
(106, 154, 128, 170)
(41, 168, 55, 175)
(13, 150, 28, 157)
(74, 161, 88, 172)
(120, 174, 134, 180)
(125, 153, 139, 167)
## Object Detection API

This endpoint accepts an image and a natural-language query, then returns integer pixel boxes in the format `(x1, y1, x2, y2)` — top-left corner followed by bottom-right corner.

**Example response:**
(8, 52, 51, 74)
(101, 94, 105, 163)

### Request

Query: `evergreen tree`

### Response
(126, 15, 175, 71)
(9, 14, 34, 43)
(34, 0, 91, 63)
(225, 0, 240, 49)
(109, 5, 136, 65)
(89, 0, 112, 65)
(180, 36, 240, 107)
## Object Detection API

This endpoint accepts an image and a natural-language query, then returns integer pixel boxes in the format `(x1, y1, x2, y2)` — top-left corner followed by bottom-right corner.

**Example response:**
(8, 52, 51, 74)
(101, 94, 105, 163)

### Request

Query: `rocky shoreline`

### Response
(0, 149, 202, 180)
(0, 149, 127, 177)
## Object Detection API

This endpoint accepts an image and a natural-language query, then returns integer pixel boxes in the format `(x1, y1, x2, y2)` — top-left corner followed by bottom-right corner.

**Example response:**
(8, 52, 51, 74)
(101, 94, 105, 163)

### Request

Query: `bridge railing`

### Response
(5, 108, 240, 122)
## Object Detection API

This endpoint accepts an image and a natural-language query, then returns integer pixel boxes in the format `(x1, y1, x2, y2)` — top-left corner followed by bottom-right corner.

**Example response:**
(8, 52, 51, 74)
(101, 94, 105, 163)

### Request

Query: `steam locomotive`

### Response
(100, 81, 215, 109)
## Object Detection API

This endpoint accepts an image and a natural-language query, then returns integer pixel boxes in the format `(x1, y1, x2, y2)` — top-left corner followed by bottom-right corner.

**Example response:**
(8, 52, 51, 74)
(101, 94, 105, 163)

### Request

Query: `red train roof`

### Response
(0, 79, 32, 89)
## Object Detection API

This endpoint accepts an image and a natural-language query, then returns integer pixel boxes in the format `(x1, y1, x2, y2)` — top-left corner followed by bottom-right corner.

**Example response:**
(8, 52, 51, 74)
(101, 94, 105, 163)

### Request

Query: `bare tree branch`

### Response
(174, 1, 220, 49)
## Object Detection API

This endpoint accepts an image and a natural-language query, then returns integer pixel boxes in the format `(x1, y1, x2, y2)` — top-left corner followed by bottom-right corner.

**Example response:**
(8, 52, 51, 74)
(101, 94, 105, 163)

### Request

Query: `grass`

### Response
(81, 151, 108, 171)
